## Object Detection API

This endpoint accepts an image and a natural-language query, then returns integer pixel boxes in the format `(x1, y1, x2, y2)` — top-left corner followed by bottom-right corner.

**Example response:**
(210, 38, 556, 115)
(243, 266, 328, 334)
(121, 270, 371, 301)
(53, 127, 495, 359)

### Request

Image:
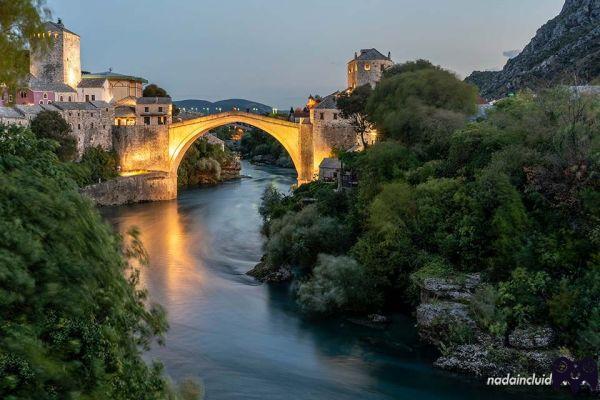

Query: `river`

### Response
(102, 161, 559, 400)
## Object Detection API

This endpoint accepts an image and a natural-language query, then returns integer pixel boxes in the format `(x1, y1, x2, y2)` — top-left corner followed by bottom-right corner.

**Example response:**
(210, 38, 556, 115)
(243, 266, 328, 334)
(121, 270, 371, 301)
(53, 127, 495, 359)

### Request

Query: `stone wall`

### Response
(80, 172, 177, 206)
(311, 108, 357, 152)
(112, 125, 170, 172)
(348, 59, 393, 89)
(60, 105, 113, 157)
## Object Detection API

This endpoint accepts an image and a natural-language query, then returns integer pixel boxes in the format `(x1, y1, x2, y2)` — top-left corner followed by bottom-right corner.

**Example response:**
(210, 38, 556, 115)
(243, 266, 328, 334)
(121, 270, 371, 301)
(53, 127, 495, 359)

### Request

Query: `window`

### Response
(60, 96, 64, 101)
(39, 100, 43, 105)
(144, 106, 149, 113)
(158, 116, 164, 125)
(20, 91, 27, 98)
(85, 94, 89, 101)
(320, 112, 324, 120)
(381, 64, 385, 72)
(333, 113, 338, 120)
(91, 94, 96, 101)
(68, 112, 72, 116)
(91, 122, 94, 128)
(158, 106, 163, 112)
(78, 124, 81, 130)
(68, 96, 72, 101)
(8, 95, 13, 102)
(43, 92, 48, 99)
(144, 116, 150, 125)
(103, 125, 106, 129)
(364, 63, 371, 71)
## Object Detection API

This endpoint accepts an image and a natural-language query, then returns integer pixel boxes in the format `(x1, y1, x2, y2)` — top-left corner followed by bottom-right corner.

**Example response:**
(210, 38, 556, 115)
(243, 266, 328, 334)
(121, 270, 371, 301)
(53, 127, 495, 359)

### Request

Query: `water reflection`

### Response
(102, 162, 559, 400)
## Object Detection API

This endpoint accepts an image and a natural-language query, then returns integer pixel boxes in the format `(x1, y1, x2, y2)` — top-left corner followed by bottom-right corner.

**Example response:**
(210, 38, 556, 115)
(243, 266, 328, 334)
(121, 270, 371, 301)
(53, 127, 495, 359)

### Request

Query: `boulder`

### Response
(416, 301, 476, 345)
(434, 344, 512, 377)
(246, 257, 292, 283)
(420, 273, 481, 303)
(508, 326, 555, 349)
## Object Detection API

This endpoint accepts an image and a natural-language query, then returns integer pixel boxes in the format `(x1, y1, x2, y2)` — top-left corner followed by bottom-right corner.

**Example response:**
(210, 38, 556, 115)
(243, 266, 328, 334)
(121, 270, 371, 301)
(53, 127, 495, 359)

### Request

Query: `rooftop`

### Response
(115, 106, 136, 118)
(137, 97, 172, 105)
(319, 157, 342, 169)
(44, 19, 79, 37)
(29, 75, 77, 93)
(77, 78, 107, 88)
(82, 71, 148, 84)
(0, 107, 25, 119)
(14, 104, 59, 115)
(314, 92, 339, 110)
(352, 48, 391, 62)
(52, 101, 102, 111)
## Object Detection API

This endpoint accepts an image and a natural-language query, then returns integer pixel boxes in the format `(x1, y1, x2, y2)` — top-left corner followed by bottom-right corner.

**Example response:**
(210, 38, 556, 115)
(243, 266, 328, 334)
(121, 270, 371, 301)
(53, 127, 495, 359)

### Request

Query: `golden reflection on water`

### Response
(114, 200, 208, 309)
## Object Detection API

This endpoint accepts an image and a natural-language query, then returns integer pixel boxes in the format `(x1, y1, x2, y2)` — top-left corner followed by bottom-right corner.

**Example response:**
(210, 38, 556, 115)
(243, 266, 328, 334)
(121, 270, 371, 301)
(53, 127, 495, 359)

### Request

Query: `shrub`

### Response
(30, 110, 77, 161)
(297, 255, 379, 315)
(265, 205, 350, 271)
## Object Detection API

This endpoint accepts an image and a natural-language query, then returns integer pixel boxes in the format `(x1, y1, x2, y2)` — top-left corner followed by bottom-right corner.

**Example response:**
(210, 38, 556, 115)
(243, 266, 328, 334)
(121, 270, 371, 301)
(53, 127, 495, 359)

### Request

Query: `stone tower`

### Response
(347, 48, 393, 90)
(30, 19, 81, 88)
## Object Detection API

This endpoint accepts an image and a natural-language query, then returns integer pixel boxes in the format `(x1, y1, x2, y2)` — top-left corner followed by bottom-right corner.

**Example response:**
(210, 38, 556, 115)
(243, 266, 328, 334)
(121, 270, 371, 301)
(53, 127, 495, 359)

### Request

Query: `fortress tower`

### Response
(347, 48, 393, 90)
(30, 19, 81, 88)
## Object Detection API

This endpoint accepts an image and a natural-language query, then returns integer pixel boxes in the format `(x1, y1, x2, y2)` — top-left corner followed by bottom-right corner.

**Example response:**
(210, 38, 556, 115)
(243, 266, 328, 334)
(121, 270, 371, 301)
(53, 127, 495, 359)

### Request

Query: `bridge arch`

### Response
(168, 112, 307, 180)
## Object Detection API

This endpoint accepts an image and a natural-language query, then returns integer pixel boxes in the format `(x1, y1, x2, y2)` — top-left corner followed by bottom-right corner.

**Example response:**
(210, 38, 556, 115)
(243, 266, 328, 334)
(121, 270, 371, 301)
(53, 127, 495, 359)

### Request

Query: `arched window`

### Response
(364, 63, 371, 71)
(43, 92, 48, 99)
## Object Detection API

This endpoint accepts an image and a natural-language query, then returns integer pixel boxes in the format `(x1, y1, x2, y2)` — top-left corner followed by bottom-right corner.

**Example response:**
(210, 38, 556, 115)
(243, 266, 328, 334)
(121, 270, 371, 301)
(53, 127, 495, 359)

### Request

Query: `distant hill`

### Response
(466, 0, 600, 100)
(174, 98, 273, 114)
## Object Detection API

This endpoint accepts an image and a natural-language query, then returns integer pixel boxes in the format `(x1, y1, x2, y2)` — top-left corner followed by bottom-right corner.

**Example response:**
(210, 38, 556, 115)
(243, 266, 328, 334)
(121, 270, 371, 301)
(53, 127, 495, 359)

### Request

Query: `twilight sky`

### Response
(46, 0, 564, 108)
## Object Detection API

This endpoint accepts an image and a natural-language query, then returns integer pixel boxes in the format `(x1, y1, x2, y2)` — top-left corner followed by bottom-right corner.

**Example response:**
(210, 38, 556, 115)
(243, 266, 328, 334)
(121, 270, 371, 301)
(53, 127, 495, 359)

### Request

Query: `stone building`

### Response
(52, 101, 114, 155)
(80, 71, 147, 103)
(309, 92, 357, 157)
(135, 97, 173, 126)
(30, 19, 81, 90)
(0, 107, 28, 126)
(347, 48, 393, 90)
(77, 78, 111, 103)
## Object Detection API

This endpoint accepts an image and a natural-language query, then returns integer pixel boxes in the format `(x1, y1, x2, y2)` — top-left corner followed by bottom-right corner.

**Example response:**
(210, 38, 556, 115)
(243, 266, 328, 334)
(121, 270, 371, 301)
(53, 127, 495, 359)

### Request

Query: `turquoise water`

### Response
(103, 162, 561, 400)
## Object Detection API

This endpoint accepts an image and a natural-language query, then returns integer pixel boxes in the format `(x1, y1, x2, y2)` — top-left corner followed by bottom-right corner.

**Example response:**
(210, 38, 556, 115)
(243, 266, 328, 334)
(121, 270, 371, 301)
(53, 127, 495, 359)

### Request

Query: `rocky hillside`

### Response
(466, 0, 600, 100)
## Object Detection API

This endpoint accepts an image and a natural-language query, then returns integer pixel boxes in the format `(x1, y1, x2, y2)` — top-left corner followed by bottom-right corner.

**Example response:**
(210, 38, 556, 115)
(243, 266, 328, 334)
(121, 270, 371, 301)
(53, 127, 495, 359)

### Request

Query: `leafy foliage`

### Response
(30, 110, 77, 161)
(366, 62, 477, 158)
(0, 124, 181, 399)
(0, 0, 49, 94)
(297, 255, 379, 315)
(258, 81, 599, 355)
(177, 137, 236, 187)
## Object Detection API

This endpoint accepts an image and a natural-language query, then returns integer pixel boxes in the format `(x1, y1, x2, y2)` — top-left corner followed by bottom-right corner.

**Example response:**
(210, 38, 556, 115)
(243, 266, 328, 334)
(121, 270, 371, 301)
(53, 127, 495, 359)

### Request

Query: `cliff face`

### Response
(466, 0, 600, 100)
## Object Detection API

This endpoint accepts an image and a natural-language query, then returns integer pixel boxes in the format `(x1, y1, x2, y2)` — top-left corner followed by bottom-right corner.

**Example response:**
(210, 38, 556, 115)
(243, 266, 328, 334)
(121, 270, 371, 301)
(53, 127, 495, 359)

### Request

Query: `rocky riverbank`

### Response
(247, 154, 294, 169)
(415, 273, 560, 377)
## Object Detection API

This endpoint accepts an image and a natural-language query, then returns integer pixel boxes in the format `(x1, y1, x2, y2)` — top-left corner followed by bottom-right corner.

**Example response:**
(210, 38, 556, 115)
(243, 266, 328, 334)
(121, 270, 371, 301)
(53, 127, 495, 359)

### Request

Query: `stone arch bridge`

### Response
(108, 111, 339, 202)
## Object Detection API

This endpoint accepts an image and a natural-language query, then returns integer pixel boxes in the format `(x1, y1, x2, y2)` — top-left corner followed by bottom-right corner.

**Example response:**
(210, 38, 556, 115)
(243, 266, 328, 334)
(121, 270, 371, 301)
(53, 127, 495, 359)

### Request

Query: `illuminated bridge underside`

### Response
(169, 112, 310, 180)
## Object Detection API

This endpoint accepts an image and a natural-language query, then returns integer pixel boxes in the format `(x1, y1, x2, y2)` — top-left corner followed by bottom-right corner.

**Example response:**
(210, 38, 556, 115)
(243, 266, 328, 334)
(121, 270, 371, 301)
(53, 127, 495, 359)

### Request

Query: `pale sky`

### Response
(46, 0, 565, 108)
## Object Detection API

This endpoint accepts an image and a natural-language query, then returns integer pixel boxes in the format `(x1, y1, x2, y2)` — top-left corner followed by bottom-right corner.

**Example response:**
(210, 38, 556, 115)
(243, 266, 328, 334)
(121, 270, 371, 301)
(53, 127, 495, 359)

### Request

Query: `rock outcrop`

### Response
(466, 0, 600, 100)
(415, 273, 559, 377)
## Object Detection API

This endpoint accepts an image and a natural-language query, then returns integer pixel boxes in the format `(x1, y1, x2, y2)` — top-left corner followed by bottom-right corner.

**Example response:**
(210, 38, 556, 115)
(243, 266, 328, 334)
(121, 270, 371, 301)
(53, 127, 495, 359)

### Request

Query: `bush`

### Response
(80, 146, 119, 184)
(297, 255, 379, 315)
(265, 205, 350, 271)
(30, 110, 77, 161)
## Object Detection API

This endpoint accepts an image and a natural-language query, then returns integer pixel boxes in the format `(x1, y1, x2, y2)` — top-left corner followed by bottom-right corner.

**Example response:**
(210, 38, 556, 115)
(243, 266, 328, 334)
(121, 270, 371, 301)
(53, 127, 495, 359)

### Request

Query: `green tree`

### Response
(336, 84, 373, 148)
(143, 83, 169, 97)
(366, 61, 478, 158)
(80, 146, 119, 184)
(0, 0, 49, 95)
(297, 255, 379, 315)
(30, 110, 76, 161)
(0, 124, 180, 399)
